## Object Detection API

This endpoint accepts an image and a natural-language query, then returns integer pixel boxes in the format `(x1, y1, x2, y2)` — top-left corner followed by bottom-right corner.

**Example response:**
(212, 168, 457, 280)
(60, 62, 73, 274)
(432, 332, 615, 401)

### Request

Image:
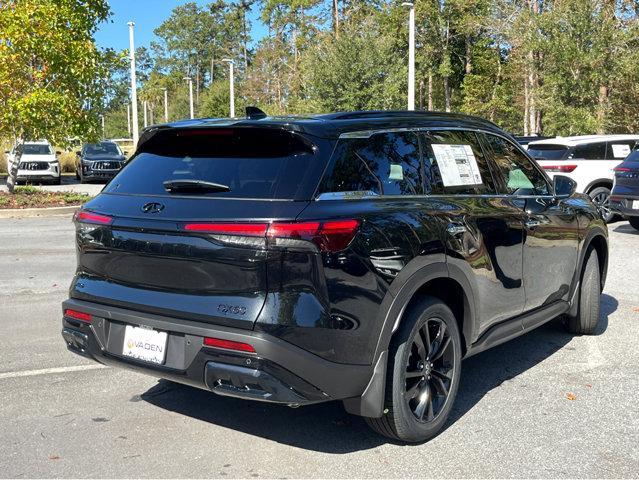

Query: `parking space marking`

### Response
(0, 364, 107, 380)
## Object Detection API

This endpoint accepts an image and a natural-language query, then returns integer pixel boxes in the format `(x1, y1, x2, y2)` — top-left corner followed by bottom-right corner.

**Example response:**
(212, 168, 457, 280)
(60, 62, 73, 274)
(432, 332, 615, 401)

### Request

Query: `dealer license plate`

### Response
(122, 325, 168, 365)
(632, 200, 639, 210)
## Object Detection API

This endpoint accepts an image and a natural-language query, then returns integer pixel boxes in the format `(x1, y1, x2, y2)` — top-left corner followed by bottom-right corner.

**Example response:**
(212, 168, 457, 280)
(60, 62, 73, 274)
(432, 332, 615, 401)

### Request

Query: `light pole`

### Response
(222, 59, 235, 118)
(163, 88, 169, 122)
(127, 22, 139, 144)
(143, 100, 148, 127)
(402, 2, 415, 111)
(127, 103, 131, 136)
(184, 77, 194, 119)
(100, 114, 105, 139)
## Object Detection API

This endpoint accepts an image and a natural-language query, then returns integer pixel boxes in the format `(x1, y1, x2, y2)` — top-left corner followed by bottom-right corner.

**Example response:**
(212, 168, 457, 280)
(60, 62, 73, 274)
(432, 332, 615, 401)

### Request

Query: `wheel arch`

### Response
(584, 179, 613, 194)
(344, 262, 477, 418)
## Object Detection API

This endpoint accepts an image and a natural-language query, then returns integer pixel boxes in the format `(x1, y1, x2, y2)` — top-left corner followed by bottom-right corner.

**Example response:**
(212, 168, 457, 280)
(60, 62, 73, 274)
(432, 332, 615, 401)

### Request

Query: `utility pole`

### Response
(143, 100, 148, 128)
(402, 2, 415, 111)
(127, 103, 131, 136)
(184, 76, 194, 119)
(408, 2, 415, 110)
(127, 22, 139, 144)
(222, 59, 235, 118)
(100, 114, 105, 139)
(163, 88, 169, 122)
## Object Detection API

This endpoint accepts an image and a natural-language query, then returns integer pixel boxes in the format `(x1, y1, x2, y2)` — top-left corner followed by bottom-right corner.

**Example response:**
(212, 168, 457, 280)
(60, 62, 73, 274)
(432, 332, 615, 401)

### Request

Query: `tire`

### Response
(52, 176, 61, 185)
(588, 186, 614, 223)
(629, 217, 639, 231)
(566, 249, 601, 335)
(365, 297, 462, 443)
(75, 168, 80, 181)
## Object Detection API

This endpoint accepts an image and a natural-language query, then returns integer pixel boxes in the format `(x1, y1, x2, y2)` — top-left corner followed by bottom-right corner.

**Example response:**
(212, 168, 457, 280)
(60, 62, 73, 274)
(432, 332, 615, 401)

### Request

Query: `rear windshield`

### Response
(527, 144, 569, 161)
(104, 128, 318, 199)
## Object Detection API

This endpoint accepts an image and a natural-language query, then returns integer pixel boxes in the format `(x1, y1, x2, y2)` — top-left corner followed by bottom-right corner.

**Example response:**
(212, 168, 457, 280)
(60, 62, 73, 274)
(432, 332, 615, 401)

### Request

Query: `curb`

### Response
(0, 205, 80, 218)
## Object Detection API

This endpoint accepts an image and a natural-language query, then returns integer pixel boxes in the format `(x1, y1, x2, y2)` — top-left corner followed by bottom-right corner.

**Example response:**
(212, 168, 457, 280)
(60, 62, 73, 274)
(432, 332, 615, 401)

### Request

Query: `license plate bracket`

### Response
(122, 325, 168, 365)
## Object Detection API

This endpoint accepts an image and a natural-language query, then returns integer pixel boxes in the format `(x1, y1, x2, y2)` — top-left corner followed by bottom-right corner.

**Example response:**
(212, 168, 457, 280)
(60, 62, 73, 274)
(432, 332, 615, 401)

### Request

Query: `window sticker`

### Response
(611, 144, 631, 159)
(389, 164, 404, 181)
(431, 144, 483, 187)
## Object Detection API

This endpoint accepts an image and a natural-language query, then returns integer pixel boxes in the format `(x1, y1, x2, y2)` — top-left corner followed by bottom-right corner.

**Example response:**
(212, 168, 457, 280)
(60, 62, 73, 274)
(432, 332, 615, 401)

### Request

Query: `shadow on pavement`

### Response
(612, 222, 639, 235)
(142, 298, 616, 452)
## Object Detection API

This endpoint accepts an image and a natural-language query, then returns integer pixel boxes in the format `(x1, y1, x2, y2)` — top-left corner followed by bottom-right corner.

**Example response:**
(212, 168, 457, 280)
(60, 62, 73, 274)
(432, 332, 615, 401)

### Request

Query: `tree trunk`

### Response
(465, 35, 472, 75)
(333, 0, 339, 39)
(428, 72, 433, 110)
(596, 85, 609, 134)
(418, 79, 424, 110)
(210, 56, 215, 84)
(443, 76, 451, 112)
(6, 141, 22, 194)
(524, 74, 530, 136)
(196, 65, 200, 108)
(489, 49, 502, 122)
(242, 6, 249, 72)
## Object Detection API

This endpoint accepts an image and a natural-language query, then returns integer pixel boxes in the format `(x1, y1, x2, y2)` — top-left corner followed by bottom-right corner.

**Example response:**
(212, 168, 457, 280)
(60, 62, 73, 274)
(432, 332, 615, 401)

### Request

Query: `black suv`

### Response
(62, 111, 608, 443)
(75, 141, 126, 183)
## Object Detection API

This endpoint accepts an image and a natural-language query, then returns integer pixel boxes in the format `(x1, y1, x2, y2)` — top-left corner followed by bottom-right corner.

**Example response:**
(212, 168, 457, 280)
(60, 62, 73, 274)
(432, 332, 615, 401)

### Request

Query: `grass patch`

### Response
(0, 186, 93, 209)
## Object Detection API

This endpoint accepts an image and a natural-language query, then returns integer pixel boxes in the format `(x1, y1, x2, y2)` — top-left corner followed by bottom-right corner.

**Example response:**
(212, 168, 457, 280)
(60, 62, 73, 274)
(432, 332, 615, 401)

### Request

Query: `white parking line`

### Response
(0, 364, 107, 380)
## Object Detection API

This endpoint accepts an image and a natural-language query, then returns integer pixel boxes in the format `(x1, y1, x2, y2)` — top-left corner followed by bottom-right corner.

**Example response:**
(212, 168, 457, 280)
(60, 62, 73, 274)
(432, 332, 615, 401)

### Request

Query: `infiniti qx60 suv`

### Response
(62, 110, 608, 443)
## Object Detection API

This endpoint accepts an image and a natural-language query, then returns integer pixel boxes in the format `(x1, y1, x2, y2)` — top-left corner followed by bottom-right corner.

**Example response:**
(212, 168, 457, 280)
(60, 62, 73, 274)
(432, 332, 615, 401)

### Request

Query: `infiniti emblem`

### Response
(141, 202, 165, 214)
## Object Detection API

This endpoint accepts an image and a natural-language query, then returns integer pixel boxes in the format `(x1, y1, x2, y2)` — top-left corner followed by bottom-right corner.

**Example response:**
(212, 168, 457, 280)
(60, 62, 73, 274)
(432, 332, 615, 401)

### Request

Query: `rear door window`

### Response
(420, 130, 495, 195)
(482, 133, 550, 196)
(572, 142, 606, 160)
(606, 140, 636, 160)
(103, 128, 319, 200)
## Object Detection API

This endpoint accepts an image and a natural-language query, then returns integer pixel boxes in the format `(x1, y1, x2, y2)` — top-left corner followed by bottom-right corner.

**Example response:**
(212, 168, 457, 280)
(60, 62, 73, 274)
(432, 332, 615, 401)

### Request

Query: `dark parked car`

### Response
(75, 141, 126, 183)
(62, 110, 608, 443)
(611, 147, 639, 230)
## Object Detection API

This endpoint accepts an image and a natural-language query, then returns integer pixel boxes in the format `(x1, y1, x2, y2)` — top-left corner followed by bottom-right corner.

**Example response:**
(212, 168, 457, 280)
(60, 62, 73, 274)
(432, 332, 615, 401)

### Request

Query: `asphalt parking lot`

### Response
(0, 215, 637, 478)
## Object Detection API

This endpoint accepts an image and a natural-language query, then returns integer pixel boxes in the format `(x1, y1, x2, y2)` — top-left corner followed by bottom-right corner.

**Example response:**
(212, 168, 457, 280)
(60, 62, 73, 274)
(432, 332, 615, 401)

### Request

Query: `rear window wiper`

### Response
(163, 179, 231, 193)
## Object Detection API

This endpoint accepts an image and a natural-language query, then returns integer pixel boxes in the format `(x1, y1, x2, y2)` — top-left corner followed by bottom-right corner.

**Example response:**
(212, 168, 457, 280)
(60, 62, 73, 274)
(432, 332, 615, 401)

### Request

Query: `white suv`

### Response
(528, 135, 639, 222)
(5, 141, 61, 185)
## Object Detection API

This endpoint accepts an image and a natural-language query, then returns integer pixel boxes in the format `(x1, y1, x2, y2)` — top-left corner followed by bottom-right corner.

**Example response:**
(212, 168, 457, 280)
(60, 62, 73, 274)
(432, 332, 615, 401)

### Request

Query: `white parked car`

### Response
(5, 141, 61, 185)
(528, 135, 639, 222)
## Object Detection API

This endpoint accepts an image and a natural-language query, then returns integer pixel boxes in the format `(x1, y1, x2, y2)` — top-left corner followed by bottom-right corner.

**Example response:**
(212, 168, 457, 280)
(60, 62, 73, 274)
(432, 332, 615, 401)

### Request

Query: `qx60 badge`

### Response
(141, 202, 165, 214)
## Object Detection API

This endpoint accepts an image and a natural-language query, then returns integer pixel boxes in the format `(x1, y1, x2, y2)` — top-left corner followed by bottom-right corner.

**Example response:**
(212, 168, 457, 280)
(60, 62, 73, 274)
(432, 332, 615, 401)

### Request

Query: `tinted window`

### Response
(318, 131, 423, 197)
(84, 142, 121, 156)
(483, 134, 550, 196)
(19, 144, 52, 155)
(572, 142, 606, 160)
(527, 144, 570, 161)
(104, 128, 317, 199)
(420, 130, 495, 194)
(606, 141, 636, 160)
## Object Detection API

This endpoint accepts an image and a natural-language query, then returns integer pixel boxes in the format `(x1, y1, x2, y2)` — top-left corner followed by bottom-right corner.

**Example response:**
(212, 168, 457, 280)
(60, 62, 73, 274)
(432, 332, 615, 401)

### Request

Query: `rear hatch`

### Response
(71, 126, 327, 329)
(612, 150, 639, 197)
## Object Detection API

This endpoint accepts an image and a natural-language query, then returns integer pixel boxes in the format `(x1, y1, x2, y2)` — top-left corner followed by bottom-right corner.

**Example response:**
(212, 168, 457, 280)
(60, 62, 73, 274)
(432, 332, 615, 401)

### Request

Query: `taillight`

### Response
(614, 167, 631, 172)
(182, 219, 360, 252)
(74, 210, 113, 225)
(203, 337, 255, 353)
(183, 223, 267, 236)
(64, 309, 92, 323)
(267, 219, 360, 252)
(542, 164, 577, 173)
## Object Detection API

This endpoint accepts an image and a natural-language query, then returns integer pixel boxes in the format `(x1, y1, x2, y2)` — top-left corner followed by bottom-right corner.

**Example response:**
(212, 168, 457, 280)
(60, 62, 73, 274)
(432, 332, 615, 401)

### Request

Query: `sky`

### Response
(95, 0, 267, 53)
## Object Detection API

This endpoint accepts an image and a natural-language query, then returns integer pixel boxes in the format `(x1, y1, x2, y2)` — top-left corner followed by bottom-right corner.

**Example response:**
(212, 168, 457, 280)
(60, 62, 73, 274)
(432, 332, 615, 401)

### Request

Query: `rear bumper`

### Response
(610, 196, 639, 217)
(61, 298, 372, 406)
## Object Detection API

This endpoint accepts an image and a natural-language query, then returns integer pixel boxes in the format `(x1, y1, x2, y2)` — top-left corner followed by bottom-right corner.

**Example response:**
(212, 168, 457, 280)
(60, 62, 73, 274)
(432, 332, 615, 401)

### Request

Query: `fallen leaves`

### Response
(566, 392, 576, 401)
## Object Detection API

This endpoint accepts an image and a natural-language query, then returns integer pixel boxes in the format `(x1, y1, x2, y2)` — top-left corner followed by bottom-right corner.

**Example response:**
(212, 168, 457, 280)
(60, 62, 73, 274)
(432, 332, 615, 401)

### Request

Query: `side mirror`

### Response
(553, 175, 577, 198)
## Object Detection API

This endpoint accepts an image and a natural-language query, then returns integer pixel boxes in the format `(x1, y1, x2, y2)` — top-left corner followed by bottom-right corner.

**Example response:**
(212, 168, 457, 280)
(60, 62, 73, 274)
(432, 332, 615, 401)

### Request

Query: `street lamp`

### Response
(221, 59, 235, 118)
(127, 22, 139, 144)
(402, 2, 415, 111)
(162, 88, 169, 122)
(100, 114, 105, 139)
(184, 76, 194, 119)
(143, 100, 148, 127)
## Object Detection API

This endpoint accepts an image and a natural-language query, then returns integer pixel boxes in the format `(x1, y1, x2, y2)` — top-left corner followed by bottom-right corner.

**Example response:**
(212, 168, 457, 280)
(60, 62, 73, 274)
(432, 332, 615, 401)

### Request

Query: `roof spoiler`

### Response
(246, 106, 267, 120)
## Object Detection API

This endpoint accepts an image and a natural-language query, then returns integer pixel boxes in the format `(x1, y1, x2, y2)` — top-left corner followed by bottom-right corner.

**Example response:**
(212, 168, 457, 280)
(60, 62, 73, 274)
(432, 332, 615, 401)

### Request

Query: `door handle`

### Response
(446, 223, 467, 236)
(524, 218, 542, 229)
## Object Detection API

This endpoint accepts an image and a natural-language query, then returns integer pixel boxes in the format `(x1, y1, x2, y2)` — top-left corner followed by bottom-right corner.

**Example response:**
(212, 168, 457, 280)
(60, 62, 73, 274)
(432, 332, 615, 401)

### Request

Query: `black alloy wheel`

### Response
(404, 317, 454, 422)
